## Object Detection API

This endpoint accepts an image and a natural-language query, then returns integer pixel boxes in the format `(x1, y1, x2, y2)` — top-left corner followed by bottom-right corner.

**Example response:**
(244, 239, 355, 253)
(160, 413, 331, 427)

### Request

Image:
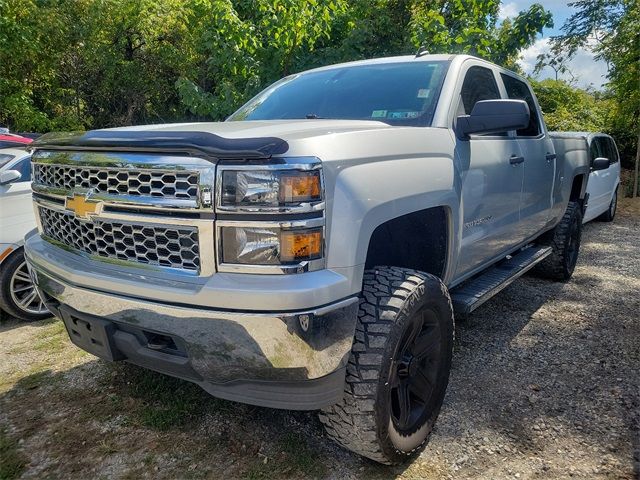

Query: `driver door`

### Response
(453, 64, 525, 279)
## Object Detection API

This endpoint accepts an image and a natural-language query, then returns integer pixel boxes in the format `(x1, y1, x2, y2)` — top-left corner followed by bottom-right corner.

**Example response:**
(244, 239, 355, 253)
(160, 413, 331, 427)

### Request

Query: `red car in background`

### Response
(0, 134, 33, 148)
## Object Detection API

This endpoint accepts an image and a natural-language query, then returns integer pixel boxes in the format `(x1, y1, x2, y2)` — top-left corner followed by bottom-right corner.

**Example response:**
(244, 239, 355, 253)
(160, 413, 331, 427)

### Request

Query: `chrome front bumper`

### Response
(25, 234, 359, 410)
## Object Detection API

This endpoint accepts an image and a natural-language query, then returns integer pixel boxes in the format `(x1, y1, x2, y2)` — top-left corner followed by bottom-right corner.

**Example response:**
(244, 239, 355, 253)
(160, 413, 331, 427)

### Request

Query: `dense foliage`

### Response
(0, 0, 552, 131)
(530, 79, 614, 133)
(551, 0, 639, 180)
(0, 0, 636, 179)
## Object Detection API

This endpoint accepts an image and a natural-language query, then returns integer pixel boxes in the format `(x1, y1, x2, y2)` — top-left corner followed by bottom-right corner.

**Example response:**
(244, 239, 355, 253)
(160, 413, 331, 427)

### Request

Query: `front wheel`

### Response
(319, 267, 454, 464)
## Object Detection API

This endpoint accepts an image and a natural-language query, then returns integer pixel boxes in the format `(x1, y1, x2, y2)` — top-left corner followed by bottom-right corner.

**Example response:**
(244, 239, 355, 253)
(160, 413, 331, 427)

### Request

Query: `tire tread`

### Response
(319, 266, 452, 464)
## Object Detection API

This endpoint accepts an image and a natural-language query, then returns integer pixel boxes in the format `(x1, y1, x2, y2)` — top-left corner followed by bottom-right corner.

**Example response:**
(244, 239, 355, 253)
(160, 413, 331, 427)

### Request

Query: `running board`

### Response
(450, 246, 552, 315)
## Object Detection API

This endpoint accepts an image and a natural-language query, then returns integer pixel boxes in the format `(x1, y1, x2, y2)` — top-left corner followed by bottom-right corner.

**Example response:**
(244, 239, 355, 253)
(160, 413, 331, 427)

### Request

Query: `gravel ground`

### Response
(1, 198, 638, 479)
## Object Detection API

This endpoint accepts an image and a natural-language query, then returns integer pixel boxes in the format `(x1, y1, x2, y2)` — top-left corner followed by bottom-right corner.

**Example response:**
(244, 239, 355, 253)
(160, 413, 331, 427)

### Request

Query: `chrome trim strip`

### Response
(32, 150, 216, 169)
(215, 259, 325, 275)
(33, 184, 201, 210)
(216, 217, 325, 229)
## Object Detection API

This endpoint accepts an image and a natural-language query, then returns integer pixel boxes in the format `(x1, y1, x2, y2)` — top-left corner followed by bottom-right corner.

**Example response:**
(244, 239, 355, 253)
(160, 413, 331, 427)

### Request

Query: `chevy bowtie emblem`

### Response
(65, 193, 103, 220)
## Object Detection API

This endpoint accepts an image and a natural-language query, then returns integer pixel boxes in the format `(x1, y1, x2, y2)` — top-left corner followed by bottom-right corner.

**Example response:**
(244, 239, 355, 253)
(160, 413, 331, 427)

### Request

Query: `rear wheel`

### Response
(597, 187, 617, 222)
(534, 201, 583, 281)
(319, 267, 454, 464)
(0, 250, 49, 321)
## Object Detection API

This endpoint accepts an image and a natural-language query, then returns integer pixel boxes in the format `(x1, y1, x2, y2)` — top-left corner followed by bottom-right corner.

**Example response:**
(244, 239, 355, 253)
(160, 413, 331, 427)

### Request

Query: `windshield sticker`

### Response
(387, 111, 420, 119)
(371, 110, 387, 118)
(417, 89, 430, 98)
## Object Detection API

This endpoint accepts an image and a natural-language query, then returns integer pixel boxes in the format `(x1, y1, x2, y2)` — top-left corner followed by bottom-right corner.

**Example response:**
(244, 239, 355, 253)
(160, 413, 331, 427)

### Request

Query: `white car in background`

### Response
(0, 147, 49, 321)
(550, 132, 621, 223)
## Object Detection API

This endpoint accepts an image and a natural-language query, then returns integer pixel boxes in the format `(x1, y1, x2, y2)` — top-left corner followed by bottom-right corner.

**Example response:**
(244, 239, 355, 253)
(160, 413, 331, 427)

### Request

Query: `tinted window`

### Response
(459, 66, 500, 115)
(589, 138, 601, 162)
(14, 156, 31, 181)
(606, 137, 619, 163)
(501, 74, 541, 136)
(229, 61, 450, 127)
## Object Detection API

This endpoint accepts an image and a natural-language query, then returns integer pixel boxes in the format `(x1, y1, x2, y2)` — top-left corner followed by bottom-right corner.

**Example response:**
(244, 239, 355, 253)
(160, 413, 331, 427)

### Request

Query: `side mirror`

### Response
(592, 157, 610, 171)
(456, 99, 530, 139)
(0, 170, 21, 185)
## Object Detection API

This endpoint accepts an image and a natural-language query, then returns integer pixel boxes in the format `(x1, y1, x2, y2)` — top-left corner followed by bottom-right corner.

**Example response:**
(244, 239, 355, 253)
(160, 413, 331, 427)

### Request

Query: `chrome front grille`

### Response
(38, 206, 201, 271)
(33, 163, 199, 200)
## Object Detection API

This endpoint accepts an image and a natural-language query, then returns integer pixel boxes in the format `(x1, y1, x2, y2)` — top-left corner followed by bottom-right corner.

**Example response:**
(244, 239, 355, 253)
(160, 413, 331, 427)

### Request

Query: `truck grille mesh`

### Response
(38, 207, 200, 271)
(33, 164, 199, 200)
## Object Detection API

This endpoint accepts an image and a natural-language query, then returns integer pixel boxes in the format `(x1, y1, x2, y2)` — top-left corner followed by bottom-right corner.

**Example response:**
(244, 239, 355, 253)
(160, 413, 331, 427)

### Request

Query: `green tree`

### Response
(552, 0, 639, 195)
(0, 0, 559, 131)
(530, 79, 613, 132)
(533, 43, 574, 82)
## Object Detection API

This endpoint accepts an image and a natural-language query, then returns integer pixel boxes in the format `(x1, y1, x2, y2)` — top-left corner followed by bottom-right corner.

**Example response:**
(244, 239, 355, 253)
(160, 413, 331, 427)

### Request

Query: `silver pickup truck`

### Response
(25, 54, 591, 464)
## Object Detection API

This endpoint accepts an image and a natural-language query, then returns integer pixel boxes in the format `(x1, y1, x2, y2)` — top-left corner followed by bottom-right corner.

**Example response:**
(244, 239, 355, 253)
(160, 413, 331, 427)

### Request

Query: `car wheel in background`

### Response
(0, 249, 49, 321)
(597, 187, 617, 222)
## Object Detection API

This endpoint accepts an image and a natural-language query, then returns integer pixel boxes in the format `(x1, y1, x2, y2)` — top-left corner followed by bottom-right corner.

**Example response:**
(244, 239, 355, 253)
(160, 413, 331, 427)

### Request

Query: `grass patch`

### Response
(31, 320, 68, 354)
(0, 428, 27, 480)
(109, 365, 224, 431)
(7, 319, 65, 354)
(279, 432, 326, 477)
(242, 432, 326, 479)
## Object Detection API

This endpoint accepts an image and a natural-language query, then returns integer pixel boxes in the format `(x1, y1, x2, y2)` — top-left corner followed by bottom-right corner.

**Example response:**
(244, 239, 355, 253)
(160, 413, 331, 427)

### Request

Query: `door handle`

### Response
(545, 153, 557, 161)
(509, 155, 525, 165)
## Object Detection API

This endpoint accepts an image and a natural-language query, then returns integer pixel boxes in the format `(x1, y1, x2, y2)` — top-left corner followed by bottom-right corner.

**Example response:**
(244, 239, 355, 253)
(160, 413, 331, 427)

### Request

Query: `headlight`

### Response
(220, 226, 323, 265)
(215, 159, 325, 274)
(220, 169, 322, 208)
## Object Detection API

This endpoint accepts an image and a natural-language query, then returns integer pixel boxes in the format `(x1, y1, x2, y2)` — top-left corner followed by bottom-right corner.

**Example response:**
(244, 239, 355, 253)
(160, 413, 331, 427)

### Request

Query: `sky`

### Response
(499, 0, 609, 90)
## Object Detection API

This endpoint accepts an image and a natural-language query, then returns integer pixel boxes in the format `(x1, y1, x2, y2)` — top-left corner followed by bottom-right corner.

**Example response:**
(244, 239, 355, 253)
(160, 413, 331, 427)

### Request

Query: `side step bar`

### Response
(450, 246, 552, 315)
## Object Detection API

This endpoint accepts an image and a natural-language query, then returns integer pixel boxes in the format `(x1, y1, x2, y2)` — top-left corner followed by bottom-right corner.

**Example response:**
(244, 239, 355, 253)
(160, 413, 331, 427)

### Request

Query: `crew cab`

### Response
(24, 54, 589, 464)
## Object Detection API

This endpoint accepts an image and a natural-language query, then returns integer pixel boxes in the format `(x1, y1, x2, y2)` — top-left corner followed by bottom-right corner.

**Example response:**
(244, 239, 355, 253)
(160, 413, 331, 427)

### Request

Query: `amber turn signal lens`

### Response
(280, 229, 323, 262)
(279, 172, 321, 203)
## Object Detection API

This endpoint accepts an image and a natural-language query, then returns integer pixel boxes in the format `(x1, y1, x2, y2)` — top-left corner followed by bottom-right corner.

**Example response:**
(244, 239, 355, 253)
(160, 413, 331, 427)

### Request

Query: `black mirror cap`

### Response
(456, 99, 530, 139)
(592, 157, 611, 171)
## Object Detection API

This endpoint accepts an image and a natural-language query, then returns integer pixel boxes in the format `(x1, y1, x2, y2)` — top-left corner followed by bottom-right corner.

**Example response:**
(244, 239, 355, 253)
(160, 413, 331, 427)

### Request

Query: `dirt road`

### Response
(1, 199, 638, 479)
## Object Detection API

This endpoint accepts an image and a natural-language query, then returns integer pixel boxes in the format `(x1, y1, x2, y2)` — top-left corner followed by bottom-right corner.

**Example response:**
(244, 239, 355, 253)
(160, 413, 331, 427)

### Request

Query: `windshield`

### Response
(0, 154, 16, 169)
(229, 61, 450, 126)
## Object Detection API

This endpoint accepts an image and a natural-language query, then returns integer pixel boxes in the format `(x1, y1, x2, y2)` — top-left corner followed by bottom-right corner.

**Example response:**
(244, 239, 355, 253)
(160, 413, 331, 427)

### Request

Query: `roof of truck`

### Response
(550, 131, 611, 139)
(300, 54, 455, 73)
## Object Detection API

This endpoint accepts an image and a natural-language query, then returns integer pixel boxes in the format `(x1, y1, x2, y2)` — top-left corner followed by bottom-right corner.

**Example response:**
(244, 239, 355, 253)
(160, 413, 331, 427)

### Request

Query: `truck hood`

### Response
(32, 120, 391, 160)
